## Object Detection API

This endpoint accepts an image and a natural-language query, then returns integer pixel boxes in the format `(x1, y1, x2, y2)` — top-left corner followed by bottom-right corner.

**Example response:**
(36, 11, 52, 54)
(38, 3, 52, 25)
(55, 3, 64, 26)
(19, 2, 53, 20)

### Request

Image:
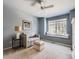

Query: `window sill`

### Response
(46, 33, 69, 38)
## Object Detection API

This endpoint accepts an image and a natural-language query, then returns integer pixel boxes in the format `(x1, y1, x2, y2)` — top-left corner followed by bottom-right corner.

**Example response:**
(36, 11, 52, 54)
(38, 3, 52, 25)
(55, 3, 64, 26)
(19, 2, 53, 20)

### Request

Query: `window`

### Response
(47, 18, 67, 36)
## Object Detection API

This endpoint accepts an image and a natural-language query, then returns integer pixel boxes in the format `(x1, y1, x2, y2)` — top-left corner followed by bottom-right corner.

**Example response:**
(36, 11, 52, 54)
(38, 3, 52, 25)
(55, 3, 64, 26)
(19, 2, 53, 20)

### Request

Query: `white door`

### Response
(71, 17, 75, 59)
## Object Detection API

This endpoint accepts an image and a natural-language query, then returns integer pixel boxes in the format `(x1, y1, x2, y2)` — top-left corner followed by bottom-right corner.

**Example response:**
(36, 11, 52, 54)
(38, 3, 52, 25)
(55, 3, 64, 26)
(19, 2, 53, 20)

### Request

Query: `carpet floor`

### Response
(3, 42, 72, 59)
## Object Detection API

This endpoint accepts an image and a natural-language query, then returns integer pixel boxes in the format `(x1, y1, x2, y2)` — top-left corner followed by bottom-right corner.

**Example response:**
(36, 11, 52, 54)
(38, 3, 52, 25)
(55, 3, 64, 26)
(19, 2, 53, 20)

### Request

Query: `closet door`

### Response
(72, 17, 75, 50)
(71, 17, 75, 59)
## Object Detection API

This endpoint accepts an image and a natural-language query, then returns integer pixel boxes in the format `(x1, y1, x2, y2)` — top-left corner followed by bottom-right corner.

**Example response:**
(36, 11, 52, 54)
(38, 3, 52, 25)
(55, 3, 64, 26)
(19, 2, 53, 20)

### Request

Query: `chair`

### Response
(20, 33, 40, 48)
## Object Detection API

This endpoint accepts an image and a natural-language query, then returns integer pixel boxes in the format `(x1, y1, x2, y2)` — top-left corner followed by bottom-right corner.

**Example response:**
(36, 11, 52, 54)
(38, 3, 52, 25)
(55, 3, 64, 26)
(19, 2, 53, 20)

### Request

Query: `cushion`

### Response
(34, 40, 44, 46)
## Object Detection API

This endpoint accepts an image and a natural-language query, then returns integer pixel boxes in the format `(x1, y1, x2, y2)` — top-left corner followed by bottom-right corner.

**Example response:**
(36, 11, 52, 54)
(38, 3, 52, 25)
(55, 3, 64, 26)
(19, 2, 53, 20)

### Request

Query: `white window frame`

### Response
(47, 18, 69, 38)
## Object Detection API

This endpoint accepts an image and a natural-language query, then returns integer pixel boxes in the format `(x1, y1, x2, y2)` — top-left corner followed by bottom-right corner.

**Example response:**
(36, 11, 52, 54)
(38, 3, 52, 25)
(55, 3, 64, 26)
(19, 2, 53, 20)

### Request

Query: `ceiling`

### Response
(4, 0, 75, 17)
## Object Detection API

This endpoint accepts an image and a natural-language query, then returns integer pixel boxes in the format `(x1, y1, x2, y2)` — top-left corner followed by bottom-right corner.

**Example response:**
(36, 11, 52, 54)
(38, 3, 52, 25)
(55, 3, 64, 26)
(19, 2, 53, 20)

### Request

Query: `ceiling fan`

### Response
(26, 0, 54, 10)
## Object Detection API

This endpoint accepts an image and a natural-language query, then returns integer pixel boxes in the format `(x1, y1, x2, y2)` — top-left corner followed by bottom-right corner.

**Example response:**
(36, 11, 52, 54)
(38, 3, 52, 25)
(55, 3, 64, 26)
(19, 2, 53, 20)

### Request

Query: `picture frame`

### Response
(22, 20, 32, 30)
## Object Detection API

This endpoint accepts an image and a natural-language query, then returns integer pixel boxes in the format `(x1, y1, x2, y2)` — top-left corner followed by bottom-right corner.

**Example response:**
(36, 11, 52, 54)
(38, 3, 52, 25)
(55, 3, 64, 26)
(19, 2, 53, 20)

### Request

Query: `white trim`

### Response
(46, 32, 69, 38)
(3, 47, 12, 51)
(49, 18, 67, 22)
(44, 17, 47, 35)
(71, 17, 75, 24)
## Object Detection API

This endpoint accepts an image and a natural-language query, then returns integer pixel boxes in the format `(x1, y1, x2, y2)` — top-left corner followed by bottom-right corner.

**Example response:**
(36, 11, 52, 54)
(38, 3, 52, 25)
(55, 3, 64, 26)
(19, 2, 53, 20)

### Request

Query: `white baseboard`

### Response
(3, 47, 12, 51)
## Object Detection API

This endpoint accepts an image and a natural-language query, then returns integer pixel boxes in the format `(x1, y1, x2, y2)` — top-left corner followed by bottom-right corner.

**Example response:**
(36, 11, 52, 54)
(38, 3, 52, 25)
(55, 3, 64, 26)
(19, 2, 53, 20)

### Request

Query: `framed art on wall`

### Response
(22, 20, 32, 30)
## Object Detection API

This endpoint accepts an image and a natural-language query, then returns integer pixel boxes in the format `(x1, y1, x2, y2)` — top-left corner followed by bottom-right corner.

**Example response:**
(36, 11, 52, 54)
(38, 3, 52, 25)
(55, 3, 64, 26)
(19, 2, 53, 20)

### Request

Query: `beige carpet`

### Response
(3, 42, 72, 59)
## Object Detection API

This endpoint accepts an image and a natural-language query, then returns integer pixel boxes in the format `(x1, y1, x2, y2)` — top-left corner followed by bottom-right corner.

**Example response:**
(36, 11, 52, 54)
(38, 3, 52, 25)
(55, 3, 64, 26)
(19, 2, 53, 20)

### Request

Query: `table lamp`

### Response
(15, 26, 22, 39)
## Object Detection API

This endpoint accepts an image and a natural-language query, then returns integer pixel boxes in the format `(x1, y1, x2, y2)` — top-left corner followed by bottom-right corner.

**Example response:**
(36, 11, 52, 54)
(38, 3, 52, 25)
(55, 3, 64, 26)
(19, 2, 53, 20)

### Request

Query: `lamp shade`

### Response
(15, 26, 21, 32)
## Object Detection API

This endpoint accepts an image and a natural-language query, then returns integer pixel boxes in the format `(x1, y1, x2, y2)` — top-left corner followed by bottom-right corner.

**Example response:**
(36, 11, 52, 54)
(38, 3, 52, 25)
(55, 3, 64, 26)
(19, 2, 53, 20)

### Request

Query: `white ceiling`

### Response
(4, 0, 75, 17)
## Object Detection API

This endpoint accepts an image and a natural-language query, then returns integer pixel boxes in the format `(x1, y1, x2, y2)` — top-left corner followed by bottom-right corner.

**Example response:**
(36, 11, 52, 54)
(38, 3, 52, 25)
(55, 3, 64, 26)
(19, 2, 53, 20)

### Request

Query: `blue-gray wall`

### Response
(38, 18, 44, 38)
(3, 3, 75, 49)
(38, 9, 75, 45)
(3, 4, 38, 49)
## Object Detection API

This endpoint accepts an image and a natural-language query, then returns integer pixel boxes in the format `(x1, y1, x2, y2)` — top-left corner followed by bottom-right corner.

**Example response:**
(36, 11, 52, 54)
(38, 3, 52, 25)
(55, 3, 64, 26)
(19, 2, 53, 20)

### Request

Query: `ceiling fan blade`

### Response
(31, 0, 42, 6)
(24, 0, 37, 6)
(41, 5, 54, 9)
(44, 5, 54, 9)
(31, 1, 37, 6)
